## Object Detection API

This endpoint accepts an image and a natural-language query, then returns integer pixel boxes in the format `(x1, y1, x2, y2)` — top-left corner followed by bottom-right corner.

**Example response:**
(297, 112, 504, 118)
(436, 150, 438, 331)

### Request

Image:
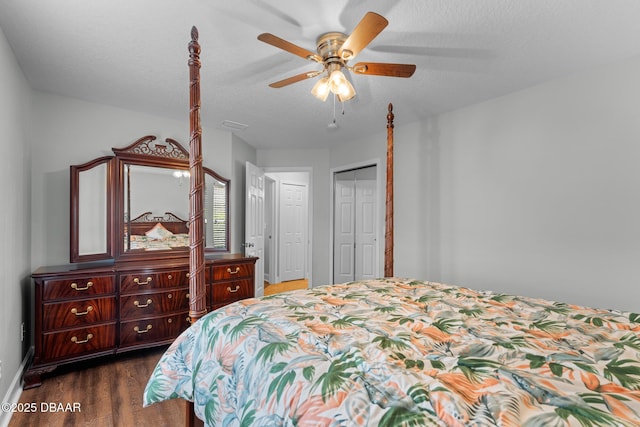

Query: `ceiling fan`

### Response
(257, 11, 416, 102)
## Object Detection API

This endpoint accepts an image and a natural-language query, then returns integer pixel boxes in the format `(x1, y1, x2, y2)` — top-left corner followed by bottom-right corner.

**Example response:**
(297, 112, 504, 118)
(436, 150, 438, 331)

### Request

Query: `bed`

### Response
(142, 27, 640, 426)
(125, 211, 190, 251)
(144, 277, 640, 426)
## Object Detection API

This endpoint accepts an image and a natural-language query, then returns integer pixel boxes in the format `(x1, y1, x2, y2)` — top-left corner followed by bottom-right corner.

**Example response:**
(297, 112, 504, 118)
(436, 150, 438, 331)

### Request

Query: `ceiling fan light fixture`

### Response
(329, 69, 356, 101)
(259, 11, 415, 103)
(311, 76, 330, 101)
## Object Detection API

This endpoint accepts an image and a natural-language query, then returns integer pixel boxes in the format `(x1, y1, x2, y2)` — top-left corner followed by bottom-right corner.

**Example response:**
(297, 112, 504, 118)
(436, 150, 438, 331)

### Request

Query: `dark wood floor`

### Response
(9, 347, 185, 427)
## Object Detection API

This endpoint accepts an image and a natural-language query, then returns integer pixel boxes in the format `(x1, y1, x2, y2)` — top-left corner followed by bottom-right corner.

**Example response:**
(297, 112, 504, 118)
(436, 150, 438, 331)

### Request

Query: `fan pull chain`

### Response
(328, 94, 338, 129)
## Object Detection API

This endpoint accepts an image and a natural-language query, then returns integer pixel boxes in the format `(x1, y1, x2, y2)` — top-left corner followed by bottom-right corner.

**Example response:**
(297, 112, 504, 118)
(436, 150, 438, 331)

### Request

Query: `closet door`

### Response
(354, 167, 377, 280)
(333, 167, 377, 283)
(334, 171, 356, 283)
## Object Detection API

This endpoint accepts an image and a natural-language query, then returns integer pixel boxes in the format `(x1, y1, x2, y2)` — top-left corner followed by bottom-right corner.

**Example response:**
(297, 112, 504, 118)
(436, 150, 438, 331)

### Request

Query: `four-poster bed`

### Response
(143, 27, 640, 427)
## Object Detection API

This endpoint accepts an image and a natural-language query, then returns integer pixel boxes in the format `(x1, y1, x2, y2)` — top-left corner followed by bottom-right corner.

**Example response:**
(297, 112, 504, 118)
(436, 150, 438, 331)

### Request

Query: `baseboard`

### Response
(0, 347, 32, 427)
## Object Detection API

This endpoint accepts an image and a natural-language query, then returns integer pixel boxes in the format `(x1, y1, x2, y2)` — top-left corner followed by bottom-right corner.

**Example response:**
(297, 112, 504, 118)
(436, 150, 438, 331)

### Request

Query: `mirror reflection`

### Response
(124, 164, 190, 252)
(78, 163, 108, 254)
(122, 164, 229, 253)
(73, 158, 111, 262)
(205, 171, 228, 250)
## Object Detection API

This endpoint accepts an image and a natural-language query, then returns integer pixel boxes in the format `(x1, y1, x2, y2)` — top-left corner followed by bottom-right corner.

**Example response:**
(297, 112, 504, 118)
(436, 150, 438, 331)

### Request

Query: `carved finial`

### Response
(189, 26, 201, 57)
(387, 103, 394, 128)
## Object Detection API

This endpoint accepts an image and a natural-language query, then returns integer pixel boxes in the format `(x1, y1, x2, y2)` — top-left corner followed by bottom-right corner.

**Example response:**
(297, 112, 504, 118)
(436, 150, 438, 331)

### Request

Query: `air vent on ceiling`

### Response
(221, 120, 249, 131)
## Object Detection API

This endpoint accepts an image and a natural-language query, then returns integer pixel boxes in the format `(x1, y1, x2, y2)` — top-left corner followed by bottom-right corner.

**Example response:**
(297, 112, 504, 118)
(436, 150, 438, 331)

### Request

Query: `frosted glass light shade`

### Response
(311, 77, 330, 101)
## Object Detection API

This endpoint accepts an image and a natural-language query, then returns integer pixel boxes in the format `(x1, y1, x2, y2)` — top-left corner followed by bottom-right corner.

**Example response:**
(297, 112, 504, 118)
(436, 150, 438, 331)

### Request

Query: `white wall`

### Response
(400, 56, 640, 312)
(0, 24, 31, 411)
(29, 91, 237, 268)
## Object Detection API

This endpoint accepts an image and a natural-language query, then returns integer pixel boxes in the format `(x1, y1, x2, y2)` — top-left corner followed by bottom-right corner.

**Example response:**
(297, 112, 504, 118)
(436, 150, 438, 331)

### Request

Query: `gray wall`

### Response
(0, 24, 31, 408)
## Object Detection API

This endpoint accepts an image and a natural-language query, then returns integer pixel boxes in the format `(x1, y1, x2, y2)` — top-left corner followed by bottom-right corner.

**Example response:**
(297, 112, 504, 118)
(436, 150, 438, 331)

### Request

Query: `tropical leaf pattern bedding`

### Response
(143, 278, 640, 426)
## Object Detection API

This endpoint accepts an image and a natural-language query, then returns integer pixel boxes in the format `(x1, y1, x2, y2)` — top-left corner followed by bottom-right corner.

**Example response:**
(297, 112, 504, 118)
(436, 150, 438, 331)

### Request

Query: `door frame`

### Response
(277, 180, 308, 282)
(329, 159, 383, 284)
(245, 161, 265, 297)
(264, 167, 313, 288)
(264, 175, 276, 284)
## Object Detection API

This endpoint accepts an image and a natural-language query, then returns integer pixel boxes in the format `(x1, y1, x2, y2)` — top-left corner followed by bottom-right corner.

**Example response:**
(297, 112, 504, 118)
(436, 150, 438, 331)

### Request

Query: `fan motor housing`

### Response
(316, 32, 348, 64)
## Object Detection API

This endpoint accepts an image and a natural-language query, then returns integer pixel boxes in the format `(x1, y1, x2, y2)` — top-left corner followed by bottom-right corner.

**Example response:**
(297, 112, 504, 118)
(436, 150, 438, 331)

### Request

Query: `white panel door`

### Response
(333, 166, 377, 283)
(245, 161, 265, 297)
(355, 175, 377, 280)
(279, 182, 307, 282)
(333, 172, 356, 283)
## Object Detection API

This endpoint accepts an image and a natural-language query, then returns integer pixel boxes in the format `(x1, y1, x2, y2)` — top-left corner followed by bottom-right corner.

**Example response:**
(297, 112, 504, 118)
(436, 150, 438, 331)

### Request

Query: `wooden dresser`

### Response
(25, 254, 256, 388)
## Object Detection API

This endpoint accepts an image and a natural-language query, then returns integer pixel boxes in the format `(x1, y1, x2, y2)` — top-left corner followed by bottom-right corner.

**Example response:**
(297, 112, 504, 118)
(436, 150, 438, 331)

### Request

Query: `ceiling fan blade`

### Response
(268, 71, 322, 88)
(258, 33, 322, 63)
(339, 12, 388, 60)
(351, 62, 416, 78)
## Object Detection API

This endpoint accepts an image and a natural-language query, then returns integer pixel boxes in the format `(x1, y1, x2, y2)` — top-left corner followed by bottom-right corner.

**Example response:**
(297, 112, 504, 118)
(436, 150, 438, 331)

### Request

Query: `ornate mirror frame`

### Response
(69, 135, 231, 263)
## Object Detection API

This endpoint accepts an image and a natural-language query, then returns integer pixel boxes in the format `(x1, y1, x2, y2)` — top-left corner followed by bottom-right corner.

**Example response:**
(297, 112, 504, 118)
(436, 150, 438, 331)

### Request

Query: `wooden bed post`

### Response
(186, 26, 206, 427)
(187, 26, 207, 322)
(384, 103, 394, 277)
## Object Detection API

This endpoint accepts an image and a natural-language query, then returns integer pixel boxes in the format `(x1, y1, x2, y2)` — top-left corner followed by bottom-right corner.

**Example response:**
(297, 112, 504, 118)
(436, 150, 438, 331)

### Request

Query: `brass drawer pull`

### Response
(71, 281, 93, 291)
(71, 306, 93, 316)
(134, 299, 153, 308)
(71, 333, 93, 344)
(134, 277, 153, 285)
(227, 267, 240, 275)
(227, 285, 240, 293)
(134, 324, 153, 334)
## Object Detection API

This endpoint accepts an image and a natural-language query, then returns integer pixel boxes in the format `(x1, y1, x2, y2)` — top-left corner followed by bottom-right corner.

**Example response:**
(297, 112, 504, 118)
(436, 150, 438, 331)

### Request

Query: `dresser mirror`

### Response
(70, 156, 114, 263)
(70, 135, 230, 263)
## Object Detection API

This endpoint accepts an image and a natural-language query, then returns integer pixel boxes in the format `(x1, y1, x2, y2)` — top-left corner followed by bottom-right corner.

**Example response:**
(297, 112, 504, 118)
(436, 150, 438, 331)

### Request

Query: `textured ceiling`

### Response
(2, 0, 640, 149)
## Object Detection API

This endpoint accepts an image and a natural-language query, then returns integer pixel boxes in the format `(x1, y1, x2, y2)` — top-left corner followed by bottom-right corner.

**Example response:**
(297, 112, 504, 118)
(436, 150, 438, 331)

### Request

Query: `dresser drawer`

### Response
(212, 263, 253, 280)
(211, 279, 253, 307)
(120, 270, 190, 293)
(120, 289, 191, 319)
(119, 313, 191, 347)
(43, 296, 116, 331)
(42, 324, 116, 361)
(42, 275, 115, 301)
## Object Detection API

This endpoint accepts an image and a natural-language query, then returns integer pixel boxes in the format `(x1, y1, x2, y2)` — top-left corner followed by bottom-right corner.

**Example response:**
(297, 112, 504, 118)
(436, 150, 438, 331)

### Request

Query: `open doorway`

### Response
(263, 169, 312, 293)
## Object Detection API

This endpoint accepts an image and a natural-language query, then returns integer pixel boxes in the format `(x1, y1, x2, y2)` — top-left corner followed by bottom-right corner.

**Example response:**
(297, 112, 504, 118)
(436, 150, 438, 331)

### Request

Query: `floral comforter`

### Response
(143, 278, 640, 426)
